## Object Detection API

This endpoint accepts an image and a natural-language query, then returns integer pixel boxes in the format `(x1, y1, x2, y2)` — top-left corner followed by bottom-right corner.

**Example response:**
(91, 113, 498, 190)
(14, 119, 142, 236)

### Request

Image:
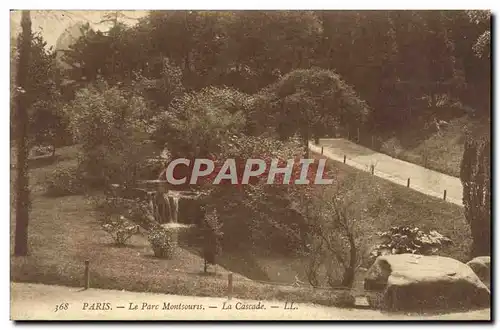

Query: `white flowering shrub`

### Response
(370, 226, 453, 262)
(101, 215, 140, 246)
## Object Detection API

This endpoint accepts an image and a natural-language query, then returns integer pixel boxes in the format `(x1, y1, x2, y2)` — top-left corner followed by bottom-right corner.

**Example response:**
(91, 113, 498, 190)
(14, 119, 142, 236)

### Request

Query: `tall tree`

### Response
(459, 10, 491, 258)
(460, 122, 490, 257)
(14, 10, 32, 256)
(252, 68, 370, 156)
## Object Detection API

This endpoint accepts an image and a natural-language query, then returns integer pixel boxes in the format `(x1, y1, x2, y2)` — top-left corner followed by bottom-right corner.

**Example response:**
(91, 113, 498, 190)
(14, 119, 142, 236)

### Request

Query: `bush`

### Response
(148, 227, 179, 259)
(45, 166, 85, 197)
(201, 208, 223, 272)
(333, 290, 356, 307)
(370, 226, 453, 263)
(101, 215, 140, 246)
(380, 137, 403, 158)
(95, 194, 160, 232)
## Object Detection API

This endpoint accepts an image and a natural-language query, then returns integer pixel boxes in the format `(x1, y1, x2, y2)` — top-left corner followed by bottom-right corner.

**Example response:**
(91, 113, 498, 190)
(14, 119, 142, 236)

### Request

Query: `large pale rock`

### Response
(467, 256, 490, 289)
(364, 254, 490, 312)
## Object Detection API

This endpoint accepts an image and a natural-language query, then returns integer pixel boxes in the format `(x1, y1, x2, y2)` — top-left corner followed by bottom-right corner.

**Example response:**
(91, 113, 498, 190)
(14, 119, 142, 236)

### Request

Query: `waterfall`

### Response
(169, 195, 179, 223)
(162, 193, 171, 224)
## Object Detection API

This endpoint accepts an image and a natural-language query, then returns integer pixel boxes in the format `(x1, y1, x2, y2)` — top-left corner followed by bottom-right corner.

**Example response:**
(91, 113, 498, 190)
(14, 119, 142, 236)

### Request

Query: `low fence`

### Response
(312, 142, 457, 204)
(79, 259, 376, 307)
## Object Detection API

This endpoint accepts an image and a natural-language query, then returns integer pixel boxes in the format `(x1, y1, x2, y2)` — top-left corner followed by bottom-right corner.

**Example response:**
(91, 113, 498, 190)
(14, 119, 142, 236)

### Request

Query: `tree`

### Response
(297, 171, 389, 288)
(459, 11, 491, 258)
(132, 56, 185, 111)
(64, 79, 152, 188)
(217, 11, 323, 93)
(251, 68, 370, 156)
(14, 10, 32, 256)
(153, 86, 249, 160)
(25, 33, 67, 152)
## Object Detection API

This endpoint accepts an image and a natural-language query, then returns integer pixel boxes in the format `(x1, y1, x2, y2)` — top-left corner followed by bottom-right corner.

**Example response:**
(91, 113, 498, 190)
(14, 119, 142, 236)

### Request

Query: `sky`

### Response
(10, 10, 149, 48)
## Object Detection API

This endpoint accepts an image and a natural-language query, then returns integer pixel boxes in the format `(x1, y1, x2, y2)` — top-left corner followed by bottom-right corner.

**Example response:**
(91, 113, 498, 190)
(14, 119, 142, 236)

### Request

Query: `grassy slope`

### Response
(312, 152, 470, 261)
(227, 152, 471, 289)
(10, 144, 471, 303)
(379, 116, 469, 177)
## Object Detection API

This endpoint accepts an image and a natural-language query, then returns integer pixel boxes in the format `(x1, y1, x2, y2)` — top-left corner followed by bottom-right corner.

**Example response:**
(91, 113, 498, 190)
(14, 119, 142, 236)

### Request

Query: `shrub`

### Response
(334, 290, 356, 307)
(148, 228, 179, 259)
(370, 226, 453, 262)
(380, 137, 403, 158)
(45, 166, 85, 197)
(201, 208, 223, 272)
(95, 194, 160, 232)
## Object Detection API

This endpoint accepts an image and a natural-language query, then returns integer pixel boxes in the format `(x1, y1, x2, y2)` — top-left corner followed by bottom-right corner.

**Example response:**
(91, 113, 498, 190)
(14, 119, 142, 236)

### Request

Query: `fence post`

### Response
(343, 155, 346, 164)
(321, 146, 324, 155)
(84, 260, 90, 290)
(407, 178, 410, 188)
(443, 190, 447, 201)
(227, 273, 233, 300)
(370, 165, 374, 175)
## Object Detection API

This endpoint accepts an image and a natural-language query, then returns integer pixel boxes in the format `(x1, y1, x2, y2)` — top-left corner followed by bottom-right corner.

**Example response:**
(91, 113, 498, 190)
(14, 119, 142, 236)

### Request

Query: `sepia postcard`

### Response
(9, 9, 491, 321)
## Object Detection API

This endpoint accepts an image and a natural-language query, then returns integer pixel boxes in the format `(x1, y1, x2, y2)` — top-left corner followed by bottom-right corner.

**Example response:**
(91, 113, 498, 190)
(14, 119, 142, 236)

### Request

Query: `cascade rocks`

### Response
(364, 254, 490, 312)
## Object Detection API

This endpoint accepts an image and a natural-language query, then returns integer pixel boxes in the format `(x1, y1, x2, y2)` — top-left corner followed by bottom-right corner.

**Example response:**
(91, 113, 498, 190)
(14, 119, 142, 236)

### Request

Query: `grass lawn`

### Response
(378, 116, 470, 177)
(311, 152, 471, 263)
(10, 144, 472, 307)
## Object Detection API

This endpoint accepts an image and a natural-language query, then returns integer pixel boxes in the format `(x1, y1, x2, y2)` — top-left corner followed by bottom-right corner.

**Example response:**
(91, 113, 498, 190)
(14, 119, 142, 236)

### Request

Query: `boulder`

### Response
(467, 256, 490, 289)
(364, 254, 490, 312)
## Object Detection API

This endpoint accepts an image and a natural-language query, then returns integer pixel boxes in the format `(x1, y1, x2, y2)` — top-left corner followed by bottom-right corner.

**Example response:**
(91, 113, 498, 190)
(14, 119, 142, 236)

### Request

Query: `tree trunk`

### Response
(341, 231, 357, 288)
(14, 10, 32, 257)
(303, 127, 310, 159)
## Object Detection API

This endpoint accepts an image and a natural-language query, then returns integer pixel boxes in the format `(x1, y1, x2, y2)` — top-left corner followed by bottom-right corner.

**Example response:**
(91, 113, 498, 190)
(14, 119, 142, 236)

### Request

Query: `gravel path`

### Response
(11, 283, 489, 320)
(310, 139, 463, 206)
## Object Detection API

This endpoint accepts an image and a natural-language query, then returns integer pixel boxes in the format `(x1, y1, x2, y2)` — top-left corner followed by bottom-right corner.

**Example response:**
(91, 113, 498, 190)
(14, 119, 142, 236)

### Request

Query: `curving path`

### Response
(309, 139, 463, 206)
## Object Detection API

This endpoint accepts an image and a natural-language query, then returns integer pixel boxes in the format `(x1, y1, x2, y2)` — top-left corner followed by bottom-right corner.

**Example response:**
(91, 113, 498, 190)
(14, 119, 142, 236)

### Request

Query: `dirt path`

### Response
(310, 139, 463, 206)
(11, 283, 489, 320)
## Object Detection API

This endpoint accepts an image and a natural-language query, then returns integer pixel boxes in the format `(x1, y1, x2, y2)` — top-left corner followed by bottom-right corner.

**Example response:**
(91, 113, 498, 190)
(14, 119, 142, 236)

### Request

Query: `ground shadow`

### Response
(319, 138, 377, 157)
(378, 305, 491, 317)
(183, 245, 271, 282)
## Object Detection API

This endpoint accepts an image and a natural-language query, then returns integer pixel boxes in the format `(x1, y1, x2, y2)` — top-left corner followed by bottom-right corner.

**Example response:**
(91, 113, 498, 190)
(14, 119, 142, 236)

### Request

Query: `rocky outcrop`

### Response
(364, 254, 490, 312)
(467, 256, 490, 289)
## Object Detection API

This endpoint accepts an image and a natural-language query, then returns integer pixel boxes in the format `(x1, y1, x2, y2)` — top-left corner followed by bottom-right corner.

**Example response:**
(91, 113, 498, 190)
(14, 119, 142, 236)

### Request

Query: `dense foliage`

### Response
(60, 11, 490, 129)
(250, 68, 370, 151)
(64, 80, 153, 188)
(370, 226, 453, 261)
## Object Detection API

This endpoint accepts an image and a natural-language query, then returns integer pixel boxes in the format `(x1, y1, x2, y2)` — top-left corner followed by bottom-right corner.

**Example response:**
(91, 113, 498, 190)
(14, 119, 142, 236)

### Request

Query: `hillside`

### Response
(380, 116, 471, 177)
